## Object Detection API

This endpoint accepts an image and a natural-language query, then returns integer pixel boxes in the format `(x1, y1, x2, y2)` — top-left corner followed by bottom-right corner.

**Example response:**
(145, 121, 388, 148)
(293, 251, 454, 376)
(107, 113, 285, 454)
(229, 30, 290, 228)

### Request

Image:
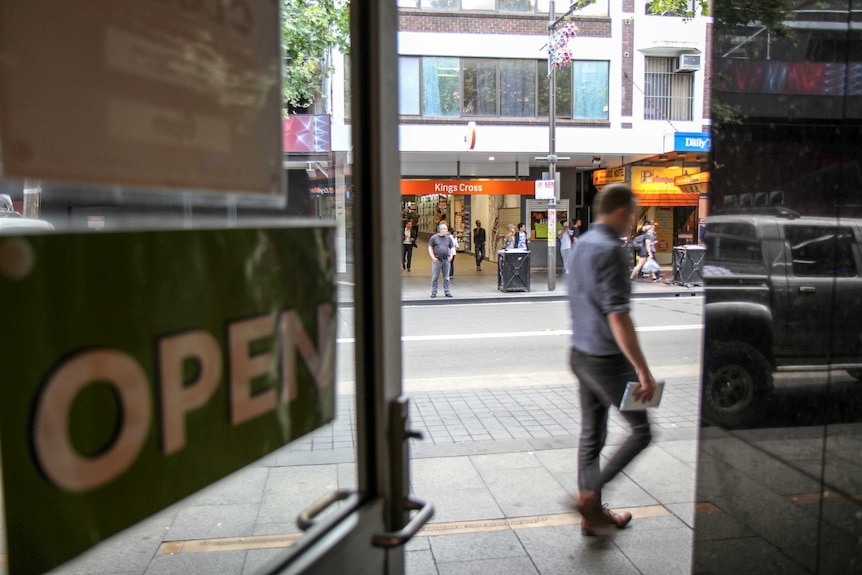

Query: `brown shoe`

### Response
(574, 491, 632, 536)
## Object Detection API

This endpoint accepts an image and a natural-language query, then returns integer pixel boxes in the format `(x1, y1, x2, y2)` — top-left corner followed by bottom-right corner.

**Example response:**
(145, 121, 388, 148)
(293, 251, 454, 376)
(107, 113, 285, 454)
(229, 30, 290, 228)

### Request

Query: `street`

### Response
(336, 295, 704, 394)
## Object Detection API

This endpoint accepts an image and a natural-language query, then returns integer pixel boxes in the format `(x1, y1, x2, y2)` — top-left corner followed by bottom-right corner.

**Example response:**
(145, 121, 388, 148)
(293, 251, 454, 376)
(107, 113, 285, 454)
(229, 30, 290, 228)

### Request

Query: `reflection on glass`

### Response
(695, 3, 862, 573)
(572, 61, 609, 120)
(423, 57, 461, 116)
(499, 59, 536, 117)
(462, 59, 497, 116)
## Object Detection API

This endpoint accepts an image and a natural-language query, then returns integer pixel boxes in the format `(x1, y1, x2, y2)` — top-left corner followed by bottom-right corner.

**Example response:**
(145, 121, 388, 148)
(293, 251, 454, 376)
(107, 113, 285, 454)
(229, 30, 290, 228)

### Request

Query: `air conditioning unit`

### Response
(676, 53, 701, 72)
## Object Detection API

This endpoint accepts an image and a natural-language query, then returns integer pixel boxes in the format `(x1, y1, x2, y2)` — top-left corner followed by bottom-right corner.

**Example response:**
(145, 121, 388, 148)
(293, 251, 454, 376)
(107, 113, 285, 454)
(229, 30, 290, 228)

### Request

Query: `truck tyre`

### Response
(702, 341, 772, 428)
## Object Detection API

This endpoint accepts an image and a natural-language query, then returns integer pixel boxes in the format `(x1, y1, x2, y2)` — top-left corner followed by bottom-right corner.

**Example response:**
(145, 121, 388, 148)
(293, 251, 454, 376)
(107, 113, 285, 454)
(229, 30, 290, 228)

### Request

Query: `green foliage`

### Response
(282, 0, 351, 113)
(647, 0, 798, 35)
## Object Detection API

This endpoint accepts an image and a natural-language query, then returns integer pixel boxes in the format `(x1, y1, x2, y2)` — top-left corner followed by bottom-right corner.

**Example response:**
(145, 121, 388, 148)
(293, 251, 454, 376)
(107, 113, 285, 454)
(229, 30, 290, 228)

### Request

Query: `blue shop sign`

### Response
(674, 132, 711, 152)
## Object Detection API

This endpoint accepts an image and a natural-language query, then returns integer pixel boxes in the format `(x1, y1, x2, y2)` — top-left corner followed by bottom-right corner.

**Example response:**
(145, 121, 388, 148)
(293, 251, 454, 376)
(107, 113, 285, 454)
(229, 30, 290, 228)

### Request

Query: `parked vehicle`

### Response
(702, 208, 862, 427)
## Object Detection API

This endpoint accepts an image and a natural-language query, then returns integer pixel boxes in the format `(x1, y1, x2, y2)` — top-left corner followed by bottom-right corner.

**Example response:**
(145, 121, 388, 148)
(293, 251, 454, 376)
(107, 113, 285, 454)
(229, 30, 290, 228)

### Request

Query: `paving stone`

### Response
(429, 530, 526, 563)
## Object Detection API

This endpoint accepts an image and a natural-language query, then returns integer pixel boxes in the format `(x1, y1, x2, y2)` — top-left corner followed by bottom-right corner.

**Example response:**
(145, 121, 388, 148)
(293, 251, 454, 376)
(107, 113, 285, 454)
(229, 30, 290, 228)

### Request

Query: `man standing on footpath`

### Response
(473, 220, 486, 271)
(428, 222, 454, 298)
(567, 183, 657, 536)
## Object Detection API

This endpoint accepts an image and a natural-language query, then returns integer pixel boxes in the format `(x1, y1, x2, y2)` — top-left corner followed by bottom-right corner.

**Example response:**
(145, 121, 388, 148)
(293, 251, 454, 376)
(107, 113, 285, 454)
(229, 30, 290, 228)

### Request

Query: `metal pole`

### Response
(547, 0, 557, 291)
(23, 179, 41, 218)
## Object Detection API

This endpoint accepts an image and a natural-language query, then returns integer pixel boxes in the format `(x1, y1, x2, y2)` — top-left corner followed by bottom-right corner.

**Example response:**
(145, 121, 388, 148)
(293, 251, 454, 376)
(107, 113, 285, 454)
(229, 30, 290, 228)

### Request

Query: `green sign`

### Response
(0, 226, 336, 575)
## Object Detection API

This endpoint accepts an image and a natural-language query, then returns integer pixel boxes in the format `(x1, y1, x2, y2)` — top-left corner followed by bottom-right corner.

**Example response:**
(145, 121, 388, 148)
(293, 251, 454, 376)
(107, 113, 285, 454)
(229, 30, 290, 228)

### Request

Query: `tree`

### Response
(282, 1, 350, 114)
(647, 0, 798, 35)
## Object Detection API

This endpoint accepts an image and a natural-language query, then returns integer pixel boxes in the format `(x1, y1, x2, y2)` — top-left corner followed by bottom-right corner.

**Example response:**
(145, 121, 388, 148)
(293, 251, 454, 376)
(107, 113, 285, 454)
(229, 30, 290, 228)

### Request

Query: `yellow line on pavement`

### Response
(155, 506, 672, 555)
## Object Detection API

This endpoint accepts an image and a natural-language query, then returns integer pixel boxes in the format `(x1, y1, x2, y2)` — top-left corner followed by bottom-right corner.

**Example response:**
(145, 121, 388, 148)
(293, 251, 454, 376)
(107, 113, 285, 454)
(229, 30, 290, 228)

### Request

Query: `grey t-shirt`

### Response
(567, 223, 631, 356)
(428, 233, 451, 260)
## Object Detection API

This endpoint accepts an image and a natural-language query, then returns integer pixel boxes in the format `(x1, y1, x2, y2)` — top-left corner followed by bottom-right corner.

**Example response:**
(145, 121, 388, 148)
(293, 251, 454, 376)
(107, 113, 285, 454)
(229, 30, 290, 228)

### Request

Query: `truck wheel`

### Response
(702, 341, 772, 428)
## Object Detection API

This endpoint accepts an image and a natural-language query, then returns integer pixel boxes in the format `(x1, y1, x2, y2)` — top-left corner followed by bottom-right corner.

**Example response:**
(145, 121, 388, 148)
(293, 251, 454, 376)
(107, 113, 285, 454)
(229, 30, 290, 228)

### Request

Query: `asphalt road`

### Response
(335, 295, 704, 393)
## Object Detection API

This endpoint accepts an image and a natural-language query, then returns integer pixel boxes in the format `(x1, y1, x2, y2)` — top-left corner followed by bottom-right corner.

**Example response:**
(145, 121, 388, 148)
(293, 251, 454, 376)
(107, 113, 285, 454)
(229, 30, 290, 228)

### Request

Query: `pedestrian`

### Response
(473, 220, 486, 271)
(567, 182, 657, 536)
(504, 223, 516, 249)
(558, 219, 573, 274)
(572, 218, 582, 241)
(447, 226, 458, 279)
(629, 223, 653, 281)
(514, 222, 530, 250)
(645, 224, 662, 282)
(402, 219, 418, 272)
(428, 222, 454, 298)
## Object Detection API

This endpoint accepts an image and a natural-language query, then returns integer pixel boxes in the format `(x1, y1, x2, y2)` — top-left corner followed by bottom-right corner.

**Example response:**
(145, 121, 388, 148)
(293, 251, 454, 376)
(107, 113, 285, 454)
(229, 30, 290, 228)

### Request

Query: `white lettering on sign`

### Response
(159, 330, 223, 455)
(684, 137, 709, 149)
(32, 303, 334, 493)
(34, 350, 153, 492)
(432, 182, 485, 193)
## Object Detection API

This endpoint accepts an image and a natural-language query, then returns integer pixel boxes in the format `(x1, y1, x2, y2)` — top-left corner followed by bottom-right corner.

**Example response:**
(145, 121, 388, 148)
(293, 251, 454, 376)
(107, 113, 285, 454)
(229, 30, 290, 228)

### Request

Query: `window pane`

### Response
(785, 226, 857, 277)
(498, 0, 534, 12)
(537, 61, 573, 118)
(462, 0, 495, 9)
(463, 59, 497, 116)
(421, 0, 459, 8)
(644, 56, 693, 121)
(422, 57, 461, 116)
(704, 223, 765, 274)
(572, 61, 609, 119)
(398, 0, 420, 7)
(399, 57, 420, 115)
(500, 59, 536, 117)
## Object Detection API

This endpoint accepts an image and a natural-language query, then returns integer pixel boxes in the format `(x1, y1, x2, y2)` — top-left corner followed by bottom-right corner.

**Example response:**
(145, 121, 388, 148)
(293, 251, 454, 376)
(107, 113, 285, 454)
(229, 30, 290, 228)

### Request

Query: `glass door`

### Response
(0, 2, 426, 574)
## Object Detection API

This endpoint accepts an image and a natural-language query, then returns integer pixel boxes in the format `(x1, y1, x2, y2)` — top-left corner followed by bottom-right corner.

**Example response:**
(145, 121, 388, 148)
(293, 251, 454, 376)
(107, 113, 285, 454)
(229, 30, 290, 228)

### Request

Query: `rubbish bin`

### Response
(672, 245, 706, 286)
(498, 249, 530, 292)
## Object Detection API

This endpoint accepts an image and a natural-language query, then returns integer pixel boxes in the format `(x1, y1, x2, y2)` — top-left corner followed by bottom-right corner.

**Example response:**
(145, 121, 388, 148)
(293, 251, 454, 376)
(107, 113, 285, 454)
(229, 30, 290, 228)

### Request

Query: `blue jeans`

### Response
(431, 259, 451, 295)
(475, 244, 486, 268)
(569, 347, 651, 496)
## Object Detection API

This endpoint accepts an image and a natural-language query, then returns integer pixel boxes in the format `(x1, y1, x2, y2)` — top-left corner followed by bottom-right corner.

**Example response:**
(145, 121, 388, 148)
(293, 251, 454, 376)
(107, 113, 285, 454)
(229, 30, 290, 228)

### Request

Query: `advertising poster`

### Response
(0, 226, 335, 574)
(654, 208, 674, 253)
(0, 1, 282, 194)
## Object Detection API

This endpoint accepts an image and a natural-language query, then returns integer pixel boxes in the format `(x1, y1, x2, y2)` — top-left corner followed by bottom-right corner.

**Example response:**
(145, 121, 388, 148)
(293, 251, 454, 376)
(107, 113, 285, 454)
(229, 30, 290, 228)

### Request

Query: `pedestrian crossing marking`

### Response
(154, 505, 671, 555)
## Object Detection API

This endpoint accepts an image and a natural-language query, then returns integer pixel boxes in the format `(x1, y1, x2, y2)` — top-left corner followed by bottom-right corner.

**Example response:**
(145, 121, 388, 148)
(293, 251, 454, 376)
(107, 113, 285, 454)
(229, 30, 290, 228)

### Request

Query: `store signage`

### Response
(401, 180, 534, 196)
(672, 132, 711, 152)
(592, 167, 626, 186)
(0, 1, 282, 194)
(535, 180, 555, 200)
(675, 172, 711, 194)
(0, 227, 336, 575)
(284, 115, 331, 153)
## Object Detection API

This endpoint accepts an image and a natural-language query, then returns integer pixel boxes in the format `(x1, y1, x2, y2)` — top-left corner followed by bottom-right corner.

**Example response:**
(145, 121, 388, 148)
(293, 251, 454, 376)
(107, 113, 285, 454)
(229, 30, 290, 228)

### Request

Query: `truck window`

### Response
(704, 222, 765, 273)
(784, 226, 857, 277)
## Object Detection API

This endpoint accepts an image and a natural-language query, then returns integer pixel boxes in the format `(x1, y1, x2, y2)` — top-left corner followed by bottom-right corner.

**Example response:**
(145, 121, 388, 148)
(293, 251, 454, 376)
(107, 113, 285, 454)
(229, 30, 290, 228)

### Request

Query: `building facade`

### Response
(322, 0, 712, 266)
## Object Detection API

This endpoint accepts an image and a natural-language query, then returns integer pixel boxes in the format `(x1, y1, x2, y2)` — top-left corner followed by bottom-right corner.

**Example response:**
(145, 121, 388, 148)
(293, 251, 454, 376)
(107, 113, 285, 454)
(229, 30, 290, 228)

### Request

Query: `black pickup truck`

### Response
(702, 209, 862, 427)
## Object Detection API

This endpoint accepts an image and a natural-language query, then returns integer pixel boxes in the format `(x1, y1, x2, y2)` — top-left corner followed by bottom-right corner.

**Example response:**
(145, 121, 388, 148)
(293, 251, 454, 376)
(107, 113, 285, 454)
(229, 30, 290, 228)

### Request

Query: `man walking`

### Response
(428, 222, 454, 298)
(473, 220, 486, 271)
(567, 183, 657, 536)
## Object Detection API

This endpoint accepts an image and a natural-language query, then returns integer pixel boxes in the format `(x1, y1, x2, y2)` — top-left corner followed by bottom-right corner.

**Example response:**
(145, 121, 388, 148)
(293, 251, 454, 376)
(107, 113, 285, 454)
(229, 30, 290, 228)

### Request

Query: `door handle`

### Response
(799, 286, 816, 294)
(296, 489, 354, 531)
(371, 497, 434, 547)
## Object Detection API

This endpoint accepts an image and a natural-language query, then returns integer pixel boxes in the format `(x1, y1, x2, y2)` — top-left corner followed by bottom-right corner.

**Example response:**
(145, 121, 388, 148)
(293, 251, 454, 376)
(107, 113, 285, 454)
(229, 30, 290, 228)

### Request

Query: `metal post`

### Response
(23, 179, 41, 218)
(547, 1, 557, 291)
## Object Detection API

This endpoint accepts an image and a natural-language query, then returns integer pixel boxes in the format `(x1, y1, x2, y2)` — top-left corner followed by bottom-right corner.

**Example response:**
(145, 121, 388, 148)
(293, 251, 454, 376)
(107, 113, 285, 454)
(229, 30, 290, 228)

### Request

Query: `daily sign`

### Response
(0, 226, 336, 575)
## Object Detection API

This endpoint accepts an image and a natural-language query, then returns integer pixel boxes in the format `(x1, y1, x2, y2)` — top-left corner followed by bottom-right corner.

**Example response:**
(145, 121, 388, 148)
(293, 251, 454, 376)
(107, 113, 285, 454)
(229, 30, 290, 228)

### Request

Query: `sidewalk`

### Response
(384, 240, 702, 304)
(38, 244, 703, 575)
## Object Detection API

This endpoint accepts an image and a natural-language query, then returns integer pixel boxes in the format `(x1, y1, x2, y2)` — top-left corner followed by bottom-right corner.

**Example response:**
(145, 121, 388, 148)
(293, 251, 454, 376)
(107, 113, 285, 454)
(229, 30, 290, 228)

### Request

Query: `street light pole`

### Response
(547, 0, 558, 292)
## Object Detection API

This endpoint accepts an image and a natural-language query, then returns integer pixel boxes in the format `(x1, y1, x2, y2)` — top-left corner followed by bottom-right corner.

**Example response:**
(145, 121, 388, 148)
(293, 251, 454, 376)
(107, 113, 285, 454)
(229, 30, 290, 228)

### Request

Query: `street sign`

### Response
(535, 179, 555, 200)
(0, 226, 336, 575)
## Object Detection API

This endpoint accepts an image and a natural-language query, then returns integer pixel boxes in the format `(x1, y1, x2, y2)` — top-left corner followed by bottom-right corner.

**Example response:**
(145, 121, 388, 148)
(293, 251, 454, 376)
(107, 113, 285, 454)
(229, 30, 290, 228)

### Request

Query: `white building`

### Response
(323, 1, 711, 266)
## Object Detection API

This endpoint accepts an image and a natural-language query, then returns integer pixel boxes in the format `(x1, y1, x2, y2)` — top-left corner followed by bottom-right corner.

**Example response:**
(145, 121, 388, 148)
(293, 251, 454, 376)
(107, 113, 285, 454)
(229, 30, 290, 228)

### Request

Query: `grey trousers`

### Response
(569, 347, 652, 497)
(431, 259, 451, 295)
